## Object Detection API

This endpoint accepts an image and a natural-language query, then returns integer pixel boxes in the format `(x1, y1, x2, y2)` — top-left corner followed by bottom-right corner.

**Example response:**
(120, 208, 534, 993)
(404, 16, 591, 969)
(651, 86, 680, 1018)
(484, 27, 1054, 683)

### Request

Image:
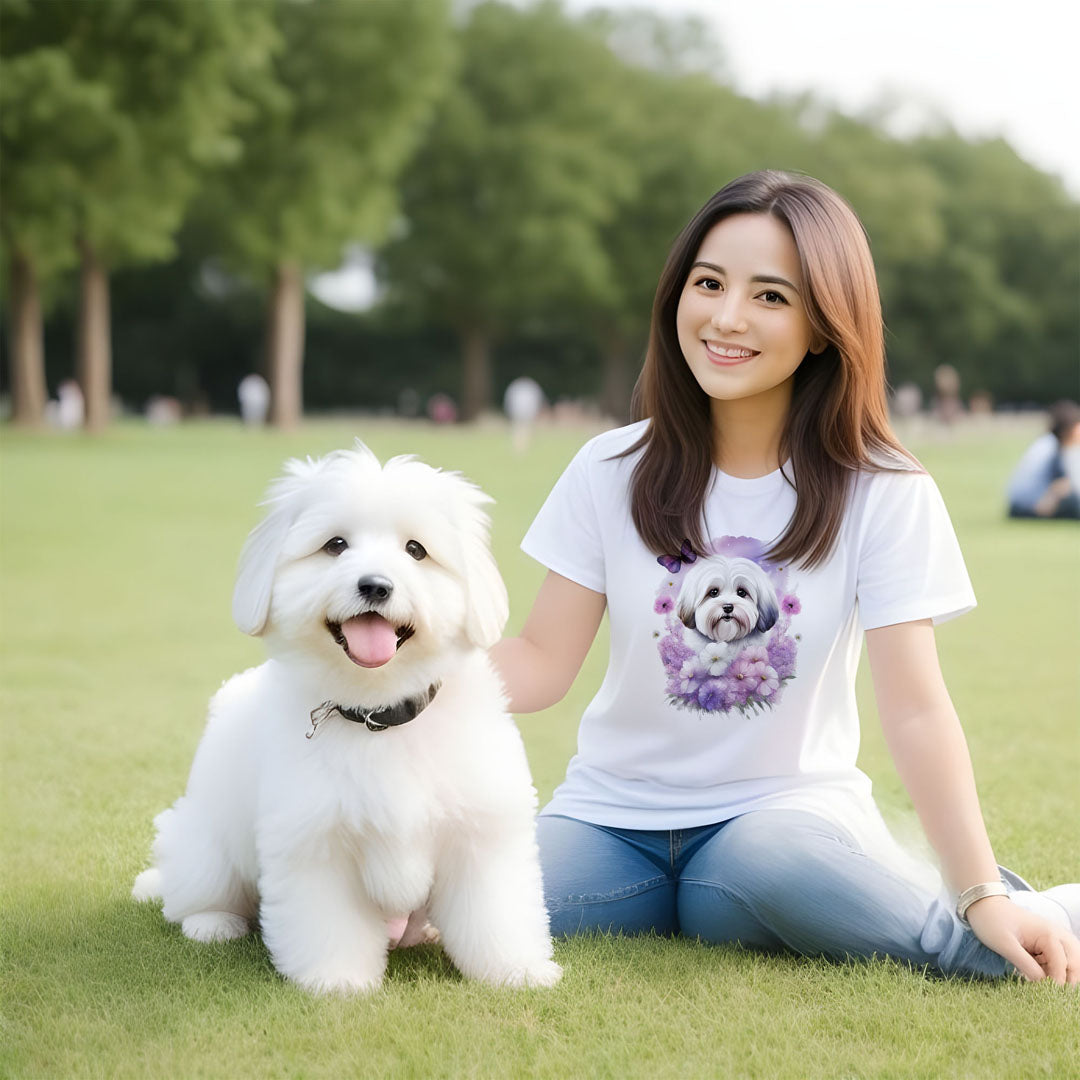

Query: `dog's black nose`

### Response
(722, 603, 734, 614)
(357, 575, 394, 603)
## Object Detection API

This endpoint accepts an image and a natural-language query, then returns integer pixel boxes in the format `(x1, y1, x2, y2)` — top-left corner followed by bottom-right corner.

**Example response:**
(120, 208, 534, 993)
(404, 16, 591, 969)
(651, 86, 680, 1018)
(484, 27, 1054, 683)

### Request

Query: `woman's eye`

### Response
(761, 290, 787, 305)
(323, 537, 348, 557)
(406, 540, 427, 561)
(697, 277, 721, 291)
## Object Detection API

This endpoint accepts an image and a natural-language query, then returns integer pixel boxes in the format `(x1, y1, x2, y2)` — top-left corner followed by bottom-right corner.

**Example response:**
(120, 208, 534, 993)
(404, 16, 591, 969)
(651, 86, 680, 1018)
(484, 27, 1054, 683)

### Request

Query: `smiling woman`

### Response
(490, 169, 1080, 988)
(626, 170, 902, 568)
(676, 213, 825, 420)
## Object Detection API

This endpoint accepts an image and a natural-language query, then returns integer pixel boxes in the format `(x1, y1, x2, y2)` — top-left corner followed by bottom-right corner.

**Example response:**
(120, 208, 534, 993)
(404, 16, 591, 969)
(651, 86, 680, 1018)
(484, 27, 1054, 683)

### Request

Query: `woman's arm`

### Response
(866, 618, 1079, 985)
(490, 570, 606, 713)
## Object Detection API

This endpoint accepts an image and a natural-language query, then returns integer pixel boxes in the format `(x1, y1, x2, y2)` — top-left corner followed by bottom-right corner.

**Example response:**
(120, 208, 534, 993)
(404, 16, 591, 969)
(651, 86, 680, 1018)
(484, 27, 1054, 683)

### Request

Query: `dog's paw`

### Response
(181, 911, 250, 943)
(290, 968, 384, 995)
(131, 868, 163, 902)
(500, 959, 563, 989)
(395, 921, 441, 949)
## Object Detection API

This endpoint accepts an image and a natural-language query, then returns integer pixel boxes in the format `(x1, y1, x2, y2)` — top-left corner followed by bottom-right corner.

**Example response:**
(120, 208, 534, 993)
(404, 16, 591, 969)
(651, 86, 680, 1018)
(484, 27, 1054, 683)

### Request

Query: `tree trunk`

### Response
(76, 238, 112, 432)
(461, 326, 492, 422)
(7, 249, 48, 427)
(600, 331, 634, 424)
(267, 259, 305, 429)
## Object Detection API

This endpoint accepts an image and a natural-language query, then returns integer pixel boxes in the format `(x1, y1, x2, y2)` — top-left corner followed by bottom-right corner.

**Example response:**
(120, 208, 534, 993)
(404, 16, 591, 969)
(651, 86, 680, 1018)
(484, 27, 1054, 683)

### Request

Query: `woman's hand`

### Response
(965, 895, 1080, 985)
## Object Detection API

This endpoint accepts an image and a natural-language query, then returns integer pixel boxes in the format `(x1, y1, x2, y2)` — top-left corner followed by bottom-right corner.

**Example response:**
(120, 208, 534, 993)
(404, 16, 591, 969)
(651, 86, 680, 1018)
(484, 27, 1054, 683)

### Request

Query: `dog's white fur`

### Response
(675, 555, 779, 664)
(132, 443, 560, 994)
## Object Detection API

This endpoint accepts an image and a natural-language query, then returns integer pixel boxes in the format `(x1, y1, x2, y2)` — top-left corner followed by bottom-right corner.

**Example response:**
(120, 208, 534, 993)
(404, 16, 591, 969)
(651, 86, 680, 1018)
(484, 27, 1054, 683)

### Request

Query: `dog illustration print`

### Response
(655, 536, 801, 715)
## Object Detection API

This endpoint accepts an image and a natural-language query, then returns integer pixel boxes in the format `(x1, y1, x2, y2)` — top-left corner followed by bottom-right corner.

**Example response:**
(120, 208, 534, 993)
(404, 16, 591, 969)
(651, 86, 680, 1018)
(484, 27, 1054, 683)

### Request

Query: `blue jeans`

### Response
(538, 811, 1018, 978)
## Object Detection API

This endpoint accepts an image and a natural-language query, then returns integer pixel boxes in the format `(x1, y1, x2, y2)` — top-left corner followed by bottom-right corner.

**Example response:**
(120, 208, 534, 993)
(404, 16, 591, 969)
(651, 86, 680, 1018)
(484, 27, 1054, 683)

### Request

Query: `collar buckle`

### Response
(306, 684, 440, 739)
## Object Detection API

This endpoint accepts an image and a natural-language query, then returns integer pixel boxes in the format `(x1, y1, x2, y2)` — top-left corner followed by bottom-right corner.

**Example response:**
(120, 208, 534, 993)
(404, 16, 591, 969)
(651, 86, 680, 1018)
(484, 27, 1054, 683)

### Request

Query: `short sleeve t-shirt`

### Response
(521, 421, 976, 855)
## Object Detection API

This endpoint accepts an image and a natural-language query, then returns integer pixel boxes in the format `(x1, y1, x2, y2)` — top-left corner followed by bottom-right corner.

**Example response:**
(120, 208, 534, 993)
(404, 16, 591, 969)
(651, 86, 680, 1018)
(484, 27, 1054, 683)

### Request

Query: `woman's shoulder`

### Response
(846, 454, 950, 535)
(849, 445, 925, 490)
(574, 419, 651, 468)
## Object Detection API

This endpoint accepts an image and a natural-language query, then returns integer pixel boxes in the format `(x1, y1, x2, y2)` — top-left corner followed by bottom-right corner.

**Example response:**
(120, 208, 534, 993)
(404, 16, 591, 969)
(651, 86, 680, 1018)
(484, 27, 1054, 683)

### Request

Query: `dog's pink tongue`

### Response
(341, 613, 397, 668)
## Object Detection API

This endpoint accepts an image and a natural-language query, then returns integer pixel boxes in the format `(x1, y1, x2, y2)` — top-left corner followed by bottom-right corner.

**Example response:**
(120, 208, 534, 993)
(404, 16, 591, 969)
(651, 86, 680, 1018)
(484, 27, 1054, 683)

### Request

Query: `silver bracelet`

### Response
(956, 880, 1009, 925)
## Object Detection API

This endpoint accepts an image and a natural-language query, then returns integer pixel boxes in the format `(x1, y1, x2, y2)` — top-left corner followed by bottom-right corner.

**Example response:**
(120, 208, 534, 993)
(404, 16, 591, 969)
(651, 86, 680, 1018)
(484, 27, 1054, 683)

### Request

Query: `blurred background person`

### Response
(932, 364, 963, 426)
(427, 392, 458, 425)
(1006, 401, 1080, 519)
(45, 379, 85, 431)
(503, 375, 546, 453)
(237, 373, 270, 427)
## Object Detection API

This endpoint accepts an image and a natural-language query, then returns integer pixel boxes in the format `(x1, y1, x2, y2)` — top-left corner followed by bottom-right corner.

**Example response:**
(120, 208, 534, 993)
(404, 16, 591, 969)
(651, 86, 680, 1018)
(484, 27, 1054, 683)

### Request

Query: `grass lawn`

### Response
(2, 417, 1078, 1079)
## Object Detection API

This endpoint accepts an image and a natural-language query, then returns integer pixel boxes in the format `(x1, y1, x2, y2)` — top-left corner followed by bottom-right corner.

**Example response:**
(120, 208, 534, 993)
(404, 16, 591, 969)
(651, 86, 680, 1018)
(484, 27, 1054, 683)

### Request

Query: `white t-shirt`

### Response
(521, 421, 975, 864)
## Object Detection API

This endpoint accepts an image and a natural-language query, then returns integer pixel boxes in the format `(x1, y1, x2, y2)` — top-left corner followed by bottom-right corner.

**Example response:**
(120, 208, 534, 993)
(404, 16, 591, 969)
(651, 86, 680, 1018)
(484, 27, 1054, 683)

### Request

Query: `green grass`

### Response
(2, 417, 1078, 1079)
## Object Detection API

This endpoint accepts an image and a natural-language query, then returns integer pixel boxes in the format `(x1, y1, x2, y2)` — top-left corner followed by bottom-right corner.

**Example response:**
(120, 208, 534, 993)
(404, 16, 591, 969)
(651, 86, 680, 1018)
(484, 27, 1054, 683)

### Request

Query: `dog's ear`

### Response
(754, 567, 780, 634)
(447, 476, 509, 649)
(231, 462, 313, 636)
(675, 567, 700, 630)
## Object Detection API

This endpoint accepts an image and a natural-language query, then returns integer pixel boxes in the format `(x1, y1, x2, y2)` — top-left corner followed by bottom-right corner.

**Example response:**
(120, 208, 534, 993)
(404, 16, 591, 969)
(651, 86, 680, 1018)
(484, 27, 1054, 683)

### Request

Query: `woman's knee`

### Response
(681, 811, 859, 905)
(537, 815, 676, 937)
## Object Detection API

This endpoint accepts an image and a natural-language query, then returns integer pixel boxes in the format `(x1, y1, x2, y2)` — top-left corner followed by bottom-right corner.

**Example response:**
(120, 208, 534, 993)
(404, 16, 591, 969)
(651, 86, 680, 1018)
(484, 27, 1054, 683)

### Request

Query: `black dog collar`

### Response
(306, 683, 441, 739)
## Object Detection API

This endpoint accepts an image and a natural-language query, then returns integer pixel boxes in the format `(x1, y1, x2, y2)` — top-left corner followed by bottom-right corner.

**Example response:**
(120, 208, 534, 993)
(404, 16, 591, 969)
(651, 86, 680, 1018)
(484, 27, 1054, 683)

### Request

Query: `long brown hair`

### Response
(621, 170, 914, 568)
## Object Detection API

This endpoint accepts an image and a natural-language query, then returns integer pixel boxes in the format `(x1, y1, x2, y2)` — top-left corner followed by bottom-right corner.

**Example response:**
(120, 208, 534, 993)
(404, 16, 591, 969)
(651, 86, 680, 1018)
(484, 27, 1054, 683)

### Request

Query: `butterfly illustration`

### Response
(656, 540, 697, 574)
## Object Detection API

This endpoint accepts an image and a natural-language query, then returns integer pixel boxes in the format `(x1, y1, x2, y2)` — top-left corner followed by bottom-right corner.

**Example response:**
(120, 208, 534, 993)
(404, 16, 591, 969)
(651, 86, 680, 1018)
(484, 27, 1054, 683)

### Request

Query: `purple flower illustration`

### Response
(781, 594, 801, 616)
(767, 636, 797, 680)
(728, 654, 765, 685)
(719, 673, 754, 708)
(658, 632, 695, 673)
(697, 678, 728, 711)
(739, 644, 770, 666)
(755, 664, 781, 697)
(654, 595, 674, 615)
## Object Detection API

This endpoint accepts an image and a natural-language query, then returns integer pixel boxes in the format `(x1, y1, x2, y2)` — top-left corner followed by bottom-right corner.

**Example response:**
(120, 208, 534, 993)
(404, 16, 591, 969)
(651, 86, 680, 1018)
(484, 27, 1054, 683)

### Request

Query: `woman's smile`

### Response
(703, 340, 760, 366)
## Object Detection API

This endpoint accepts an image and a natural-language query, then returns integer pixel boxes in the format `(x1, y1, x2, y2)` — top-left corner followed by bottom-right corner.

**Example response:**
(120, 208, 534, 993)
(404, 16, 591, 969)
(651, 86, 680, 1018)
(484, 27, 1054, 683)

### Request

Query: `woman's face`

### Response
(676, 212, 822, 405)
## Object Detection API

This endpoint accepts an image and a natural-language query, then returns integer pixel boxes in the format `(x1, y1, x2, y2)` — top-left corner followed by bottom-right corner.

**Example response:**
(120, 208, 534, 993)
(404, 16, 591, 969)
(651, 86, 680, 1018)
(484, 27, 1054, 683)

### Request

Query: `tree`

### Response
(380, 0, 638, 420)
(193, 0, 452, 429)
(902, 134, 1079, 403)
(0, 0, 276, 430)
(0, 36, 84, 424)
(575, 9, 810, 419)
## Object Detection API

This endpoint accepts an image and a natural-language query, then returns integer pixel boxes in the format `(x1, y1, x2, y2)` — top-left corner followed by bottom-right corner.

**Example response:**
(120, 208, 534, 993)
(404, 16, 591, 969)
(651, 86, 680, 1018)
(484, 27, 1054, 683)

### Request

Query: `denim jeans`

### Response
(537, 810, 1023, 978)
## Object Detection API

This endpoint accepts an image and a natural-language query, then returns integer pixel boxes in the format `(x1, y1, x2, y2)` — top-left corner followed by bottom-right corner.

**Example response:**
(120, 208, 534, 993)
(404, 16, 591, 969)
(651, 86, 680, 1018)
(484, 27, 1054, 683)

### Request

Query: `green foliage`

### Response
(0, 0, 278, 272)
(896, 135, 1080, 402)
(586, 66, 806, 343)
(1, 0, 1076, 407)
(380, 0, 636, 332)
(199, 0, 454, 277)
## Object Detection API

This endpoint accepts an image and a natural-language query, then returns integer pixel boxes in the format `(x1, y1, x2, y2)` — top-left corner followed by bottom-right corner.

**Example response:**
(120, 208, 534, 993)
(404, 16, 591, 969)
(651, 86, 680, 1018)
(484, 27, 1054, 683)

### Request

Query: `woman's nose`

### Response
(711, 296, 748, 335)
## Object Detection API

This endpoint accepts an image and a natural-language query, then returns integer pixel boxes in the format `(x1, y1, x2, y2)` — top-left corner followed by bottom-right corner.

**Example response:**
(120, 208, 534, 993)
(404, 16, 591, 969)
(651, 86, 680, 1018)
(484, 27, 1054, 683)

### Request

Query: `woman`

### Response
(491, 171, 1079, 984)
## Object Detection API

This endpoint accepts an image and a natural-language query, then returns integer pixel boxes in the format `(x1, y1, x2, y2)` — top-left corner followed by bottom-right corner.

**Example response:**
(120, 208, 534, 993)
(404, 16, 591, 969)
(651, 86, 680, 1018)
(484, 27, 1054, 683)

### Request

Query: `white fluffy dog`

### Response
(132, 443, 561, 995)
(675, 555, 779, 664)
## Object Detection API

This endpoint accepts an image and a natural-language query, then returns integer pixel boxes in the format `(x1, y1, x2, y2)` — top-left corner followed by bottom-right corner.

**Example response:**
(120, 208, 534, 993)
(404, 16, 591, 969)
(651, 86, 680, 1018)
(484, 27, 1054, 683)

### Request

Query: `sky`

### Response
(313, 0, 1079, 309)
(563, 0, 1079, 193)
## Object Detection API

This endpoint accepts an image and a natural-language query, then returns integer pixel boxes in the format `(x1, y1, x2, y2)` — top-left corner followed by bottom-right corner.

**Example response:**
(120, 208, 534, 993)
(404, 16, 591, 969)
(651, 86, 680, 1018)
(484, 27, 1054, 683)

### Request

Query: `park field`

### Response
(2, 417, 1078, 1079)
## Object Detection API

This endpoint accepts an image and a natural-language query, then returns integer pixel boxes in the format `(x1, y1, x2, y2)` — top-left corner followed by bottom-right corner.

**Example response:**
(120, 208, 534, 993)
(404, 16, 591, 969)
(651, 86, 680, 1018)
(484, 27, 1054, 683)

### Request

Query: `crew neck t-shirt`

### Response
(521, 421, 976, 864)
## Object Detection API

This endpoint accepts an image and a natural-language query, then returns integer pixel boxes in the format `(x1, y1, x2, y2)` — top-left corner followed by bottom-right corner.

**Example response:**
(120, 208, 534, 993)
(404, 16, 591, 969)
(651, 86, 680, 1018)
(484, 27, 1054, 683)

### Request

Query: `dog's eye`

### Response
(707, 587, 720, 598)
(405, 540, 427, 561)
(736, 587, 748, 598)
(323, 537, 348, 557)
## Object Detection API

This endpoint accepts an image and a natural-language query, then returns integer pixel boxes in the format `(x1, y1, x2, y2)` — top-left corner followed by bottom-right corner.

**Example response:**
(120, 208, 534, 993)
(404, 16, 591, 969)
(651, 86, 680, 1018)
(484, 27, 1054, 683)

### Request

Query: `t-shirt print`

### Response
(654, 536, 801, 715)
